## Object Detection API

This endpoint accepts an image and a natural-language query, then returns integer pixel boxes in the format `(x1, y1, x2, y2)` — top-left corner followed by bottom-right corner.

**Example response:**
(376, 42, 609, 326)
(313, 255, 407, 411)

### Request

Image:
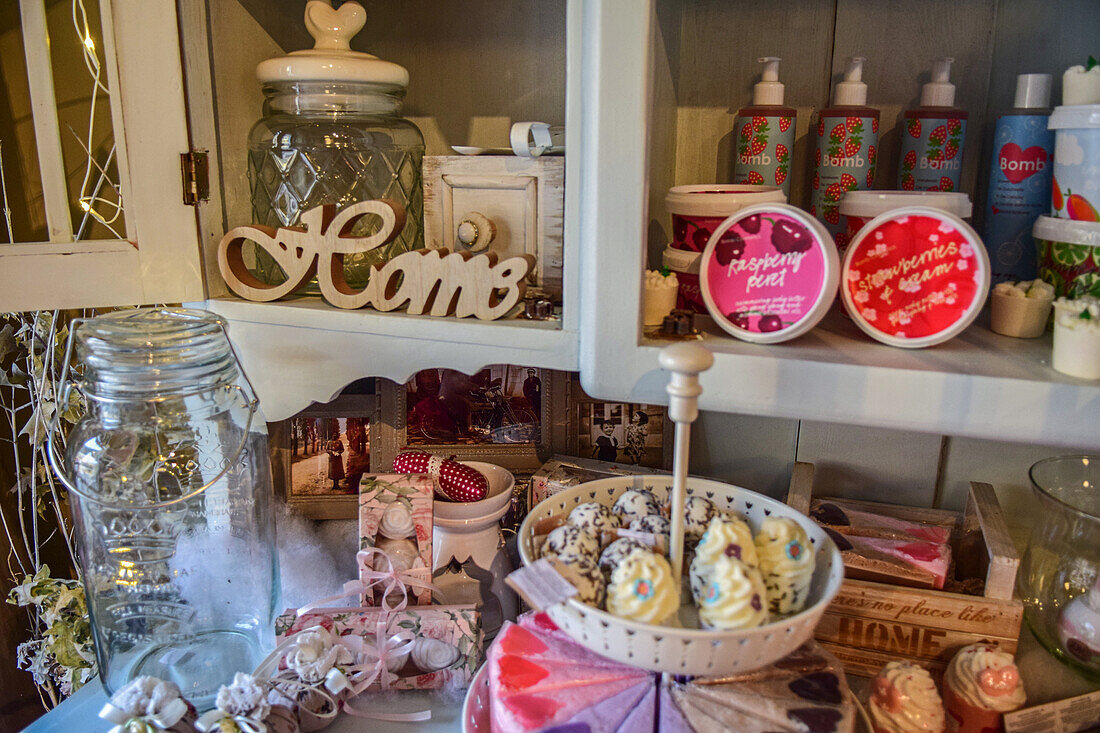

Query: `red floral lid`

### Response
(841, 207, 990, 348)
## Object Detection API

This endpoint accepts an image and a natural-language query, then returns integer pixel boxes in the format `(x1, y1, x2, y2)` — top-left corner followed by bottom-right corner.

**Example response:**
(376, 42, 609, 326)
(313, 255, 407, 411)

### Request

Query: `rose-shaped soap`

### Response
(284, 626, 353, 684)
(541, 524, 599, 560)
(392, 450, 489, 502)
(379, 502, 415, 539)
(103, 676, 195, 731)
(755, 516, 815, 614)
(868, 661, 945, 733)
(606, 550, 679, 624)
(612, 489, 662, 525)
(943, 643, 1025, 732)
(691, 554, 767, 630)
(215, 672, 271, 723)
(568, 501, 619, 538)
(694, 515, 759, 568)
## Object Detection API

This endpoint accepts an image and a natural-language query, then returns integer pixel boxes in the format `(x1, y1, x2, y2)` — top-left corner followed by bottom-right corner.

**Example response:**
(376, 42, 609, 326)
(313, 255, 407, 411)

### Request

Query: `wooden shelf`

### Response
(583, 308, 1100, 447)
(202, 297, 578, 421)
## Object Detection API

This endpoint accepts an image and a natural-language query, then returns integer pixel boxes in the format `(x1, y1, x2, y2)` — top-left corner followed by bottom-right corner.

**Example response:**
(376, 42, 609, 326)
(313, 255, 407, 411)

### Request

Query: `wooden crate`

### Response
(786, 462, 1023, 679)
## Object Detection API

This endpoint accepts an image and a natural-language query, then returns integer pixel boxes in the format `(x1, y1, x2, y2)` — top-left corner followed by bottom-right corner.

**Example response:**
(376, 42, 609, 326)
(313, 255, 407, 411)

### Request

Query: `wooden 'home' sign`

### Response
(217, 199, 535, 320)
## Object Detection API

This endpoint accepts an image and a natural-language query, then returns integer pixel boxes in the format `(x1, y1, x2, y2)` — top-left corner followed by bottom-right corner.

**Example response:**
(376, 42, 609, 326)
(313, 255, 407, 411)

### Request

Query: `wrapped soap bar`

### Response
(275, 604, 482, 691)
(823, 526, 951, 589)
(810, 498, 952, 543)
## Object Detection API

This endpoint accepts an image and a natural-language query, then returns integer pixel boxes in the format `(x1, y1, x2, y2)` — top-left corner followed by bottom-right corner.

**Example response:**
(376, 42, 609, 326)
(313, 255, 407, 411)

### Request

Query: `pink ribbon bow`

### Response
(295, 549, 437, 617)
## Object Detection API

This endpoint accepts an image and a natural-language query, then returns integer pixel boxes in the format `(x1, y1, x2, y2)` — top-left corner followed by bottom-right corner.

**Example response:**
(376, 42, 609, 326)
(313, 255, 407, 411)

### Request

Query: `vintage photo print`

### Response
(575, 401, 666, 468)
(404, 365, 543, 446)
(289, 414, 372, 498)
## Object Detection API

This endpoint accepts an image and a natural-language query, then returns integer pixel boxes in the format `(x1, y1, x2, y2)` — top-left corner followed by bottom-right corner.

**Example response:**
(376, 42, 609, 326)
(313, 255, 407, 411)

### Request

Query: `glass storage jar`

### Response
(247, 0, 424, 289)
(49, 309, 278, 709)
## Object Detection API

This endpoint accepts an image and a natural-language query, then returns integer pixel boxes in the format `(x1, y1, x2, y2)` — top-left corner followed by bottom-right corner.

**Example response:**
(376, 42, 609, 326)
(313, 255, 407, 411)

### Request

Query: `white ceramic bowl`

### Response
(433, 461, 515, 529)
(518, 475, 843, 676)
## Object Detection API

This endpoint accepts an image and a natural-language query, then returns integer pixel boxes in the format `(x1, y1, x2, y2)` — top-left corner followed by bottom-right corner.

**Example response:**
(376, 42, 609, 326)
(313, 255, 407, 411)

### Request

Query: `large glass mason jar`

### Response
(49, 309, 278, 708)
(247, 0, 424, 289)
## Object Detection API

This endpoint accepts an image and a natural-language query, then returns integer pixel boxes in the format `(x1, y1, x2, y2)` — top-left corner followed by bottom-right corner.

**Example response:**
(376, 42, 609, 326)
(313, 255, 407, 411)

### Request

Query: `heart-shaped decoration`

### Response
(304, 0, 366, 51)
(789, 672, 842, 705)
(529, 613, 559, 633)
(978, 665, 1020, 696)
(498, 655, 550, 692)
(997, 143, 1049, 184)
(500, 624, 549, 657)
(503, 693, 562, 730)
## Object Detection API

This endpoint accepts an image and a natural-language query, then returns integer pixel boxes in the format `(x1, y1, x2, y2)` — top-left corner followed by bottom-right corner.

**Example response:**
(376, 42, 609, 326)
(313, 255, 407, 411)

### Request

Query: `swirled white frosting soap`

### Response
(869, 660, 945, 733)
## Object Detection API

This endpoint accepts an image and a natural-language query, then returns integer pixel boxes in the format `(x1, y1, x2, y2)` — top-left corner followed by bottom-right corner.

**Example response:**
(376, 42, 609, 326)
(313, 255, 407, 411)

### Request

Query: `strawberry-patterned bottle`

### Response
(810, 57, 880, 247)
(732, 57, 796, 197)
(897, 58, 968, 194)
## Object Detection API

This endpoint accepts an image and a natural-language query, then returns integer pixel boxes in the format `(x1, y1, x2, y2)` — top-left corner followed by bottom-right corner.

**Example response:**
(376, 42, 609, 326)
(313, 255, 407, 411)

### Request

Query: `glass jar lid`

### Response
(256, 0, 408, 88)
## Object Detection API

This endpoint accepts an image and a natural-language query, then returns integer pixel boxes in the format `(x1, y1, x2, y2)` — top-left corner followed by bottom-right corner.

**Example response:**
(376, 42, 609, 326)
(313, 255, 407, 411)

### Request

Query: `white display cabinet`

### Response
(4, 0, 1098, 443)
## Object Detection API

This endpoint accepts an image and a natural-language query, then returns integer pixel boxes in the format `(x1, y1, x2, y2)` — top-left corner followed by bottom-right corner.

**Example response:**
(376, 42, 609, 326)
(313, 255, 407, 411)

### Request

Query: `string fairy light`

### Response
(70, 0, 123, 239)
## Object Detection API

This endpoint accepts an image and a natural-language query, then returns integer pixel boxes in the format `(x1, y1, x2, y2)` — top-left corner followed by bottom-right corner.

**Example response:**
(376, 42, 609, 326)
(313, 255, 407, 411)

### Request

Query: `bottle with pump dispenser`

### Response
(732, 57, 797, 195)
(983, 73, 1054, 282)
(898, 58, 968, 192)
(811, 56, 880, 244)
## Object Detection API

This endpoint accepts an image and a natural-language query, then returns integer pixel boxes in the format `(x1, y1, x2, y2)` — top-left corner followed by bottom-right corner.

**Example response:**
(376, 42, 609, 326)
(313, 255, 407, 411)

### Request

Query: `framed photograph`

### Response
(566, 380, 671, 469)
(272, 393, 381, 519)
(374, 365, 564, 472)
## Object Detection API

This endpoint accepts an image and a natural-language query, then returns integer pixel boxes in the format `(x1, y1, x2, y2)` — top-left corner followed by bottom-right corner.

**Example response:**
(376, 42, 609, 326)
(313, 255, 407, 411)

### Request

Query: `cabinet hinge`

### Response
(180, 151, 210, 206)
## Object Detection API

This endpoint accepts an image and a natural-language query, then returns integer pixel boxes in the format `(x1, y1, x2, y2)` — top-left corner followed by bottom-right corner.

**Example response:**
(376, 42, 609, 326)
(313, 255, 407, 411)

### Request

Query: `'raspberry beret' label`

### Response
(845, 214, 985, 340)
(703, 210, 828, 335)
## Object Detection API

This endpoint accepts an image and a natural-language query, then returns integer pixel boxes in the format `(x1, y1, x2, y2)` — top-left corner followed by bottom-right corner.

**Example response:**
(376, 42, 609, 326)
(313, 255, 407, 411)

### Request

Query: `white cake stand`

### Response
(517, 343, 843, 676)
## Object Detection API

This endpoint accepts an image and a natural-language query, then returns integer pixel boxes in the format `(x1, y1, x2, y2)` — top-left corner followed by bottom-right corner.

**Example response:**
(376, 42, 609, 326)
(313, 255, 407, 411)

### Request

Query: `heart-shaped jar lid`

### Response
(256, 0, 408, 87)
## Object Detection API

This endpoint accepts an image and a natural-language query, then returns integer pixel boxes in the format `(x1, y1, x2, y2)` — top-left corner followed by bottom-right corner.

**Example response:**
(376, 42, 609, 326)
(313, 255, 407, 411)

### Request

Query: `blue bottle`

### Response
(983, 74, 1055, 283)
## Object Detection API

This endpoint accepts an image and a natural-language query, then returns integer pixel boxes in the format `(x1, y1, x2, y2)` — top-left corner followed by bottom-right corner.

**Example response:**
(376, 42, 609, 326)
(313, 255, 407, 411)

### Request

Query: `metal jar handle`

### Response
(45, 314, 261, 510)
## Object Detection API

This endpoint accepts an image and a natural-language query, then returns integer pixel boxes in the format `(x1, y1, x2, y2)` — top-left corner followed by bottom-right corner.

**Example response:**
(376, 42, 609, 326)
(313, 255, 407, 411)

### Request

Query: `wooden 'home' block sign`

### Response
(217, 199, 535, 320)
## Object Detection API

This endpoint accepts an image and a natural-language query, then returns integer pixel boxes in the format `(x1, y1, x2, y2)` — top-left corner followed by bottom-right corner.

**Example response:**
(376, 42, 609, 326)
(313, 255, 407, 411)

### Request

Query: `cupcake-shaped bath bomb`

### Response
(755, 516, 815, 614)
(694, 515, 759, 568)
(943, 644, 1025, 733)
(548, 552, 606, 608)
(541, 524, 599, 560)
(568, 501, 620, 538)
(690, 554, 767, 630)
(869, 661, 945, 733)
(607, 551, 679, 624)
(612, 489, 662, 525)
(599, 537, 650, 575)
(682, 495, 718, 542)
